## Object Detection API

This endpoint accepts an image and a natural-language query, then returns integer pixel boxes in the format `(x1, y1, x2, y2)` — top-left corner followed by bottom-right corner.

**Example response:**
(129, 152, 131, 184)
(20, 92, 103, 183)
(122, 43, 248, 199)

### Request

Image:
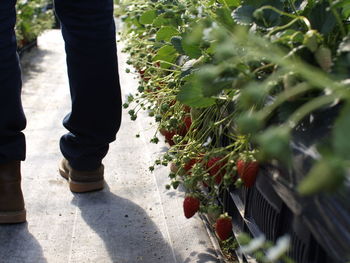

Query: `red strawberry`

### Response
(159, 128, 167, 136)
(202, 181, 209, 188)
(184, 158, 197, 172)
(138, 69, 145, 76)
(184, 105, 191, 113)
(177, 125, 188, 137)
(177, 115, 192, 137)
(138, 69, 150, 82)
(215, 214, 232, 241)
(161, 130, 175, 146)
(184, 115, 192, 131)
(170, 100, 176, 106)
(183, 195, 200, 219)
(207, 157, 225, 184)
(236, 160, 259, 188)
(184, 154, 204, 174)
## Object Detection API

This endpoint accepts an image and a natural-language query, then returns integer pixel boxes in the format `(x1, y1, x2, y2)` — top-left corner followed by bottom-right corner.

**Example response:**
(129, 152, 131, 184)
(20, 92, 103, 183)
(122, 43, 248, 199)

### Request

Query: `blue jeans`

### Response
(0, 0, 122, 170)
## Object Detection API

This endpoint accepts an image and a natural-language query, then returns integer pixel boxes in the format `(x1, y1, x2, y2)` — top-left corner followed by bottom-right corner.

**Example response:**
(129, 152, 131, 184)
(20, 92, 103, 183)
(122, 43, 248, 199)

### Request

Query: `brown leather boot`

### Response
(0, 161, 26, 224)
(59, 159, 104, 193)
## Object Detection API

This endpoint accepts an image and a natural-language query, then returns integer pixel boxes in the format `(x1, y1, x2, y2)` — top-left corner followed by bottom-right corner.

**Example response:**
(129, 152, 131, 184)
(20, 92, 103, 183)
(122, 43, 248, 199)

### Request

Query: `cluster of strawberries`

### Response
(184, 195, 233, 241)
(184, 155, 260, 188)
(159, 115, 192, 146)
(182, 157, 260, 241)
(157, 113, 260, 241)
(159, 103, 192, 146)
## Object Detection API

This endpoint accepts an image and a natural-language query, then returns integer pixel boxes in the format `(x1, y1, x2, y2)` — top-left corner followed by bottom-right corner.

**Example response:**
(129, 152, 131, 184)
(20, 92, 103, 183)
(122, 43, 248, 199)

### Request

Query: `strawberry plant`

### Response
(120, 0, 349, 194)
(119, 0, 349, 261)
(16, 0, 54, 49)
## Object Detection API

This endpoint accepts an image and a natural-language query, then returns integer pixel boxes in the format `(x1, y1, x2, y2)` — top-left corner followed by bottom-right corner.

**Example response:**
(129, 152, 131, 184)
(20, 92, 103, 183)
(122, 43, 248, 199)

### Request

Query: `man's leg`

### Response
(54, 0, 122, 181)
(0, 0, 26, 164)
(0, 0, 26, 223)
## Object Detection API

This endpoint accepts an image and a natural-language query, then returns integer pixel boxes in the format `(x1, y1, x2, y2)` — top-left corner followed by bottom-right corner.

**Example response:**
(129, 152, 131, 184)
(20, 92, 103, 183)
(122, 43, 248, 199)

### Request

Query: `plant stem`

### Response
(260, 82, 313, 119)
(286, 94, 340, 130)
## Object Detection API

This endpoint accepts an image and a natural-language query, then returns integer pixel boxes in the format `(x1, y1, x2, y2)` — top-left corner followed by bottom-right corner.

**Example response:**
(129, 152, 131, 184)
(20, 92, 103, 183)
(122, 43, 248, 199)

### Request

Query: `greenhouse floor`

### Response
(0, 30, 221, 263)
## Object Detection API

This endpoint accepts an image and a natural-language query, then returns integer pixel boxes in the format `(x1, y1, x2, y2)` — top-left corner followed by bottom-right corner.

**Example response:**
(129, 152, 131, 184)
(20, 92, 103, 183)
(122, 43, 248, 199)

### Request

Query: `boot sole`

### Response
(0, 210, 26, 224)
(59, 167, 104, 193)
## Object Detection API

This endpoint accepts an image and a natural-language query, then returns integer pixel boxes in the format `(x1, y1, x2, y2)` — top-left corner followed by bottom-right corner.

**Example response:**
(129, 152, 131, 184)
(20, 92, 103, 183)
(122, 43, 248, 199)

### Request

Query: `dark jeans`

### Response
(0, 0, 122, 171)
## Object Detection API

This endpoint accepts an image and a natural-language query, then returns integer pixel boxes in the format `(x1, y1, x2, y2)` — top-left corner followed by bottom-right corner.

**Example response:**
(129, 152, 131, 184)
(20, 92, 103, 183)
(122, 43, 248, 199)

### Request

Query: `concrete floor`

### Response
(0, 30, 221, 263)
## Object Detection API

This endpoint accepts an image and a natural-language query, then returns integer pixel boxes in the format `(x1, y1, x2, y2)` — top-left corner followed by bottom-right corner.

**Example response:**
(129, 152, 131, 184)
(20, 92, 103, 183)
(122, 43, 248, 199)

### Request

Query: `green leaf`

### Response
(171, 36, 185, 54)
(153, 15, 167, 27)
(298, 157, 346, 195)
(215, 7, 235, 28)
(256, 126, 291, 165)
(181, 25, 204, 59)
(152, 45, 178, 69)
(333, 103, 350, 160)
(131, 17, 143, 29)
(308, 2, 336, 34)
(242, 0, 283, 8)
(194, 65, 233, 97)
(203, 77, 234, 97)
(153, 13, 178, 27)
(236, 113, 263, 134)
(177, 82, 216, 108)
(182, 40, 202, 59)
(342, 3, 350, 17)
(333, 1, 350, 17)
(238, 83, 266, 109)
(139, 10, 157, 25)
(218, 0, 240, 8)
(232, 5, 255, 25)
(156, 26, 179, 42)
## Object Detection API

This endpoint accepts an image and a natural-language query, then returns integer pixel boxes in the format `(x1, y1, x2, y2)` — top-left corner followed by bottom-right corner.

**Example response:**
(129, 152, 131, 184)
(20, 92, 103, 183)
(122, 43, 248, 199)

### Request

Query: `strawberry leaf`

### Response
(156, 26, 180, 42)
(232, 5, 255, 25)
(333, 102, 350, 160)
(139, 10, 157, 25)
(152, 45, 178, 68)
(177, 82, 216, 108)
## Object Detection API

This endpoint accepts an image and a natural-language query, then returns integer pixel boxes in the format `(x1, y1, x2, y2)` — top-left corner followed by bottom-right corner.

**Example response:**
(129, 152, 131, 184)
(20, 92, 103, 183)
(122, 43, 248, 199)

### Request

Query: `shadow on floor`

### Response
(20, 45, 55, 88)
(184, 248, 221, 263)
(71, 184, 179, 263)
(0, 223, 47, 263)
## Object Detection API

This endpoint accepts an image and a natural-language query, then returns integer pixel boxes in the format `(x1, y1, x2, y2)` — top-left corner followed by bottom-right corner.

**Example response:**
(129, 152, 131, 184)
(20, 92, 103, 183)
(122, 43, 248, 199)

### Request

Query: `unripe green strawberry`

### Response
(160, 103, 170, 113)
(303, 30, 319, 52)
(183, 195, 200, 219)
(315, 46, 333, 72)
(215, 213, 233, 241)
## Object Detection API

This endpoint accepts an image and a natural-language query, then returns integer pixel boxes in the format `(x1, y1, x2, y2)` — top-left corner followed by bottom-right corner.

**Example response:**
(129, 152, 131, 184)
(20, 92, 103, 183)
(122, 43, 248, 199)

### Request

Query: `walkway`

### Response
(0, 30, 221, 263)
